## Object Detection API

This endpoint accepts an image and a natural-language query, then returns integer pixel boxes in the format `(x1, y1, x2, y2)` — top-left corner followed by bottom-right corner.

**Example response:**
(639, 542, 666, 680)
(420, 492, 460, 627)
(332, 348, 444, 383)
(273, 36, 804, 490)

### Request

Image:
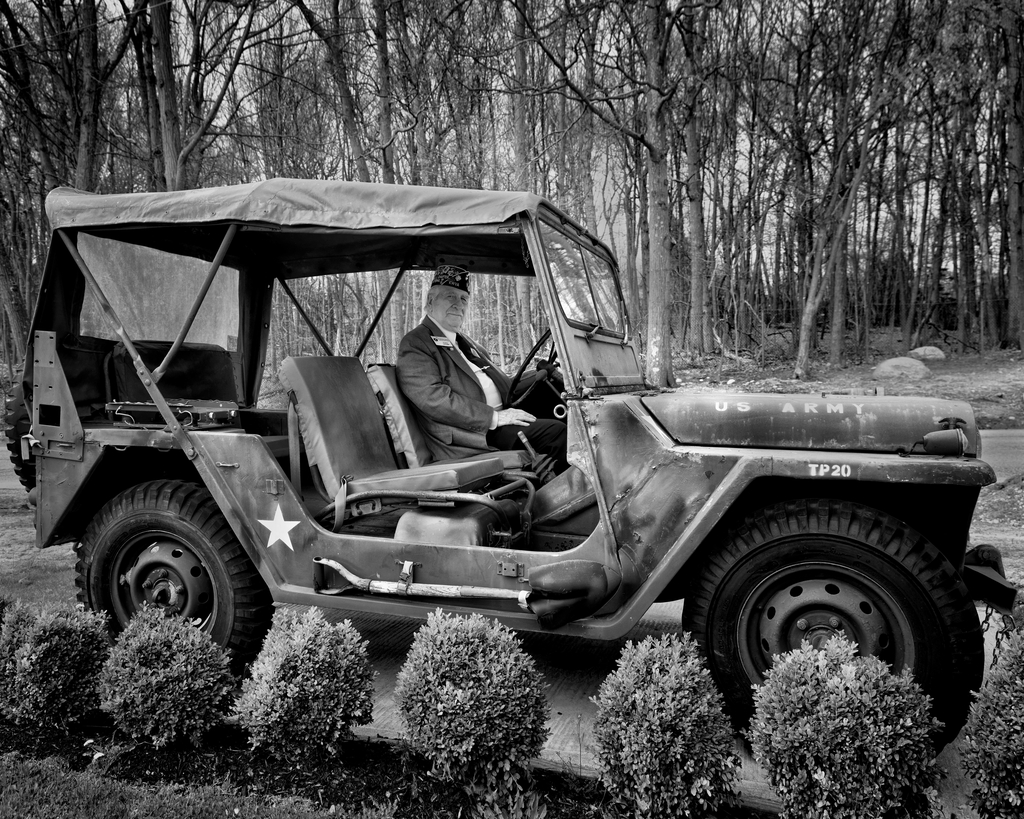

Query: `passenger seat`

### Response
(279, 356, 505, 529)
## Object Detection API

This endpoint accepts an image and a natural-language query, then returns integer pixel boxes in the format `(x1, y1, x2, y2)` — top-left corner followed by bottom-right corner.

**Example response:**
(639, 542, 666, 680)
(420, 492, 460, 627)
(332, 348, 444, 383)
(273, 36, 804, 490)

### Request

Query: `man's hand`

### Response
(494, 408, 536, 427)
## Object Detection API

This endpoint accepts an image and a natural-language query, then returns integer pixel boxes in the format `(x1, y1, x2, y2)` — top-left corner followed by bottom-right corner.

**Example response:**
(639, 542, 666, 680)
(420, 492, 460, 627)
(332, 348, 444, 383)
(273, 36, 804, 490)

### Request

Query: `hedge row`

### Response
(0, 602, 377, 754)
(1, 597, 1021, 819)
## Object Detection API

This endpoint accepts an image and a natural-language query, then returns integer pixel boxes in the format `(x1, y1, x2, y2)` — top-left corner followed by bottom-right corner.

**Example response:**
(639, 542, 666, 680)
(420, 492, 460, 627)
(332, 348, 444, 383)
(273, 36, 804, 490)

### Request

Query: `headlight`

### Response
(922, 429, 967, 457)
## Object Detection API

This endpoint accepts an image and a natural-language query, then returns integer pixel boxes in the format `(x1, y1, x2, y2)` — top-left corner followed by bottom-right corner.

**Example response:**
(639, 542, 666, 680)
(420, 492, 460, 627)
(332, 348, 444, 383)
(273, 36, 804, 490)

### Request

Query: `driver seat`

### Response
(365, 363, 528, 471)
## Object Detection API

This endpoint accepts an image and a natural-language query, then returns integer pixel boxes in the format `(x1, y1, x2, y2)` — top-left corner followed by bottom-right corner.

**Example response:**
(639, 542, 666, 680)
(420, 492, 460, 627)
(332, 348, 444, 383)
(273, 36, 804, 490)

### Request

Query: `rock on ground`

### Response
(910, 345, 946, 361)
(872, 356, 931, 380)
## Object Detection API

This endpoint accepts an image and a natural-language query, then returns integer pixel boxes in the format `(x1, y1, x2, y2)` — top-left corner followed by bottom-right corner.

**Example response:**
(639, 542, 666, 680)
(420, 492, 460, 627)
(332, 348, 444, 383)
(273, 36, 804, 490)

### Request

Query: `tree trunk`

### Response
(511, 1, 535, 350)
(794, 120, 874, 378)
(0, 0, 60, 189)
(1005, 7, 1024, 349)
(151, 0, 182, 191)
(73, 0, 101, 190)
(679, 5, 712, 358)
(292, 0, 371, 183)
(131, 16, 163, 190)
(0, 240, 28, 363)
(828, 225, 847, 365)
(642, 0, 673, 387)
(683, 113, 711, 356)
(645, 145, 673, 387)
(373, 0, 396, 185)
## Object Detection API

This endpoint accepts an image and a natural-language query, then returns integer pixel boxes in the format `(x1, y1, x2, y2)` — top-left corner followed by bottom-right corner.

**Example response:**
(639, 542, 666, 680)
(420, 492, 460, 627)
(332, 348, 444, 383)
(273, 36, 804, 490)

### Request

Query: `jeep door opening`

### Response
(7, 178, 1015, 744)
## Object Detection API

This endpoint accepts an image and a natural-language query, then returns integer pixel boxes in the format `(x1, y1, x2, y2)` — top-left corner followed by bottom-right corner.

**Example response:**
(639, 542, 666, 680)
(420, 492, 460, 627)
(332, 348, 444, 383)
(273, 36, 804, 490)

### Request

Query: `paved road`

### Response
(0, 453, 20, 490)
(980, 429, 1024, 482)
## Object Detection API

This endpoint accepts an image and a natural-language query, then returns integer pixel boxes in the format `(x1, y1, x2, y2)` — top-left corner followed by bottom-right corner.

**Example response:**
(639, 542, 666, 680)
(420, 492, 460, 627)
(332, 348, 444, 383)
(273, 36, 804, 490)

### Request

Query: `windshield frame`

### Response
(524, 209, 643, 394)
(535, 214, 629, 341)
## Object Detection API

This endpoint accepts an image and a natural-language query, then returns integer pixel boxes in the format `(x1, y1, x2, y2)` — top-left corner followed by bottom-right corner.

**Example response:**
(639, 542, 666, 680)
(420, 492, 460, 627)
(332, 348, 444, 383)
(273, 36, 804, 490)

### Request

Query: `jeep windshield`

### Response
(540, 221, 623, 337)
(534, 212, 643, 392)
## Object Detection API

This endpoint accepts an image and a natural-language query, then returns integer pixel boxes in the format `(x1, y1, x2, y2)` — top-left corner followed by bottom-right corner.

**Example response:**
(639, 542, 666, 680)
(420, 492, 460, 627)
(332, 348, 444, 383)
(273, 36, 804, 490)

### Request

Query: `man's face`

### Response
(426, 284, 470, 333)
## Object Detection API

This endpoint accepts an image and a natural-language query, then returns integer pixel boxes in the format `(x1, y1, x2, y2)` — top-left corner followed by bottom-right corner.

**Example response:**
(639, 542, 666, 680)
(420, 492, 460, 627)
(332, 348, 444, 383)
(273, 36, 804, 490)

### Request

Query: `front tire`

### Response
(76, 480, 272, 660)
(682, 498, 983, 745)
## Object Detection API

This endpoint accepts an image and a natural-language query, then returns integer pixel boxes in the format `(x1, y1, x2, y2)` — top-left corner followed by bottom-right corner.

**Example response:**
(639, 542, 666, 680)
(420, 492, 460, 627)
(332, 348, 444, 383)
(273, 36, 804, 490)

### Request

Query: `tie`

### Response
(457, 336, 504, 401)
(456, 335, 480, 364)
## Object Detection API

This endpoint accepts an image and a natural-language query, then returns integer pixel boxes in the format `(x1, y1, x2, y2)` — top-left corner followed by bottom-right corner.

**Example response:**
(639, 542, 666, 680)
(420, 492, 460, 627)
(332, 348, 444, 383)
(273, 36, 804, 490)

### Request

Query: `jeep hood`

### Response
(641, 392, 981, 456)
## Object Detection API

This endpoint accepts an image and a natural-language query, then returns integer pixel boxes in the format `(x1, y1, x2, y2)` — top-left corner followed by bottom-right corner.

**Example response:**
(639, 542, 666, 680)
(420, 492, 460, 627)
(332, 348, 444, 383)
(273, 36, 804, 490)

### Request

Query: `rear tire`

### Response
(682, 498, 983, 746)
(4, 382, 35, 491)
(76, 480, 272, 661)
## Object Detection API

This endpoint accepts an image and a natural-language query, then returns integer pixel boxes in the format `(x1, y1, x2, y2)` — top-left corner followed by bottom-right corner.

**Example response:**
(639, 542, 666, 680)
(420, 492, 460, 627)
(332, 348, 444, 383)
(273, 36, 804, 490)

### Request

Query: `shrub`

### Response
(99, 606, 234, 748)
(962, 629, 1024, 819)
(592, 633, 737, 819)
(748, 637, 941, 819)
(5, 606, 109, 729)
(394, 610, 549, 819)
(0, 600, 36, 710)
(235, 607, 375, 760)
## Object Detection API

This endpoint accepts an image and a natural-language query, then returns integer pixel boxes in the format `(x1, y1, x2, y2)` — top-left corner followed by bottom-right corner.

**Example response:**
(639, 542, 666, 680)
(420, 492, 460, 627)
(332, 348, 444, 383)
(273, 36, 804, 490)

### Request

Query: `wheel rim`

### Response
(736, 560, 915, 683)
(110, 533, 217, 629)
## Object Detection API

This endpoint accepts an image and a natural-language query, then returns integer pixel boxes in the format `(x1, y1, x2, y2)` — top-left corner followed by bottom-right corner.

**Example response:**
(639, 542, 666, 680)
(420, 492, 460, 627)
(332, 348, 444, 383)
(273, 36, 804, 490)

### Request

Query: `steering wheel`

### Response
(508, 329, 565, 417)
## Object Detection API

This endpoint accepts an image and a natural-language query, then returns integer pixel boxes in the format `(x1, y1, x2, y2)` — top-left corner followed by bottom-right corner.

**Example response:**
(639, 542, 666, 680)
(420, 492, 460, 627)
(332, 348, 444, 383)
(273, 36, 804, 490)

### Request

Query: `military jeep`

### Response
(6, 179, 1014, 743)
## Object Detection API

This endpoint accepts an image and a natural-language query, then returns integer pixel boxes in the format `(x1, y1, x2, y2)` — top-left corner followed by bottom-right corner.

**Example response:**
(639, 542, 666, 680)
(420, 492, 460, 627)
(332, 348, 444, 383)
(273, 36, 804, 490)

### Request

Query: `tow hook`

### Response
(963, 544, 1017, 614)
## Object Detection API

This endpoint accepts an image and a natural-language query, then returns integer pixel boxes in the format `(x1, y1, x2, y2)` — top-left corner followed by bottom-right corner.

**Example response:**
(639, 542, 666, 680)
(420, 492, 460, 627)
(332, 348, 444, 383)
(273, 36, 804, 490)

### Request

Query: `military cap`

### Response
(431, 264, 470, 293)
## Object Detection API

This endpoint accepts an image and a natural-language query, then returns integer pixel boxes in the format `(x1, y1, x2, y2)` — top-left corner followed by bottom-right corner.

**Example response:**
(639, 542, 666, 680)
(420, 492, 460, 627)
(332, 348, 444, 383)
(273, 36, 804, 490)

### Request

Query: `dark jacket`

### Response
(397, 317, 527, 461)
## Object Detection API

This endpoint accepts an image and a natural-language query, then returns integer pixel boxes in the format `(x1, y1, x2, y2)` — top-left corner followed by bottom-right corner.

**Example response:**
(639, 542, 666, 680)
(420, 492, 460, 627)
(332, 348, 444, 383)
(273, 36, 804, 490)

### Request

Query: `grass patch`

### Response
(0, 484, 76, 609)
(0, 715, 615, 819)
(0, 753, 373, 819)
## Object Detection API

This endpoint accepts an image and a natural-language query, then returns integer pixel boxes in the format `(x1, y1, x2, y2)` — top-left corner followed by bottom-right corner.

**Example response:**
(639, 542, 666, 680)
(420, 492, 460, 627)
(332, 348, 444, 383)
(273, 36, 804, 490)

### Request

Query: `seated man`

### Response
(397, 264, 568, 475)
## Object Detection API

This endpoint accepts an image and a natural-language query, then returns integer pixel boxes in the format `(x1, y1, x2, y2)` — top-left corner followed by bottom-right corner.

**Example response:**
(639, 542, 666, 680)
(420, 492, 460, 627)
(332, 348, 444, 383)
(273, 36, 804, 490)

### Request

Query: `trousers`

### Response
(487, 418, 568, 474)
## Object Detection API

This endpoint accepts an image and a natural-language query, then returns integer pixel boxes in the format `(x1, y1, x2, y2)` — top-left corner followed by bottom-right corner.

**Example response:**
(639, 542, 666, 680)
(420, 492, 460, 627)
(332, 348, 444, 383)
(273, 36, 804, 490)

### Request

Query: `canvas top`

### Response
(45, 178, 555, 232)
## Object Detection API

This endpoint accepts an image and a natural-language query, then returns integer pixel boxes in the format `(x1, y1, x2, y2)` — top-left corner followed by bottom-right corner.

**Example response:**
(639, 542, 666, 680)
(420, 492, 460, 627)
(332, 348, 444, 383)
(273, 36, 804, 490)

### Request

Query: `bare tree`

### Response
(0, 0, 141, 352)
(291, 0, 373, 182)
(1, 0, 1022, 373)
(514, 0, 709, 386)
(149, 0, 260, 190)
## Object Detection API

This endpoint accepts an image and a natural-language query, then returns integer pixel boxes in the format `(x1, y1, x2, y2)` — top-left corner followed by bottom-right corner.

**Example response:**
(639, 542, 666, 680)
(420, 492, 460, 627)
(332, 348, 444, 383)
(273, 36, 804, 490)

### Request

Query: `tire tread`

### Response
(683, 497, 983, 744)
(76, 480, 272, 659)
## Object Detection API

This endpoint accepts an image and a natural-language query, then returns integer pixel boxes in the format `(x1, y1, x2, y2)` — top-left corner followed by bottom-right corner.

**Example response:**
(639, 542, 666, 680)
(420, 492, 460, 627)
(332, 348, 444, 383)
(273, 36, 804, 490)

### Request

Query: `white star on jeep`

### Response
(257, 504, 299, 551)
